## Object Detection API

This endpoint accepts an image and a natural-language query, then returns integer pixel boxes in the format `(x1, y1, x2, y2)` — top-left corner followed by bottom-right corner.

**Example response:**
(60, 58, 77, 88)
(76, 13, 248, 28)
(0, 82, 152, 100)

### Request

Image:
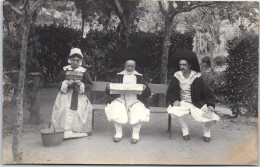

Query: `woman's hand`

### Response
(75, 80, 83, 86)
(66, 80, 74, 86)
(75, 80, 85, 94)
(61, 80, 69, 93)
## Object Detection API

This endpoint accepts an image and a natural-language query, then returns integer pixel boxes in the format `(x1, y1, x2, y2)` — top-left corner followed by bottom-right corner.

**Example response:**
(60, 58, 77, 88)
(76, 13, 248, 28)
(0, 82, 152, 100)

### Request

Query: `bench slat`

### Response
(148, 84, 168, 94)
(91, 81, 109, 91)
(92, 104, 167, 113)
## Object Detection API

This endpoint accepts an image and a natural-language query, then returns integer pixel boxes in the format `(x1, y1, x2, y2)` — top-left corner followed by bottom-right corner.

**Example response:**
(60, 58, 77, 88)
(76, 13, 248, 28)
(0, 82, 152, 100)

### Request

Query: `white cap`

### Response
(69, 48, 83, 58)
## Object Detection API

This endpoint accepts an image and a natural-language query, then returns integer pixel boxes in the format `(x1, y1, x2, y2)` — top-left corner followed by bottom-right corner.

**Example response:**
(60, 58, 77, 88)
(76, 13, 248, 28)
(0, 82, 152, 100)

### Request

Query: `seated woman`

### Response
(105, 59, 151, 144)
(51, 48, 93, 139)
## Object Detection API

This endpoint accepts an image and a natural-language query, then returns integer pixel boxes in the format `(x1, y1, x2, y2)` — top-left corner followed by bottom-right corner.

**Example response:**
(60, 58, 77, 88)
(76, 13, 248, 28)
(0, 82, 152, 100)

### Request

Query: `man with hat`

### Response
(166, 51, 220, 142)
(105, 59, 151, 144)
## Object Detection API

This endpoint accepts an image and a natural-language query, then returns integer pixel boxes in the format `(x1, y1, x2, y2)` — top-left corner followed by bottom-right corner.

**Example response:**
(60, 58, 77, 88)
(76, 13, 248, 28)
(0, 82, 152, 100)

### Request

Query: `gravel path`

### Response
(2, 88, 258, 165)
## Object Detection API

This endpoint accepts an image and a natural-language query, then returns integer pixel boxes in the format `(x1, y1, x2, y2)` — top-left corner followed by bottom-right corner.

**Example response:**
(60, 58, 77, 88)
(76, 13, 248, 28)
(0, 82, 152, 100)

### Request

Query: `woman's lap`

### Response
(52, 91, 92, 133)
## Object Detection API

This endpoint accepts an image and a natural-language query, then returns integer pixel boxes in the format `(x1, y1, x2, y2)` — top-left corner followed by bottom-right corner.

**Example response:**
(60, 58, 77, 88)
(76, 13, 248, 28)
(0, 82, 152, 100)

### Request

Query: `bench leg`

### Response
(92, 109, 95, 129)
(167, 114, 172, 139)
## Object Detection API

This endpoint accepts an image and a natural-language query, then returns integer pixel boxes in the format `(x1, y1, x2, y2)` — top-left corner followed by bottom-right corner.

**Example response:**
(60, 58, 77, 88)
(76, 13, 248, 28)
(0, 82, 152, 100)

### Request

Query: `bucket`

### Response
(40, 122, 64, 146)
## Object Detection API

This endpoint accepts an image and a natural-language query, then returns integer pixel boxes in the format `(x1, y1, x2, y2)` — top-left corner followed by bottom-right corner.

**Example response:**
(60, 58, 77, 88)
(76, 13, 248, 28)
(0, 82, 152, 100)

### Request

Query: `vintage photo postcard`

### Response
(2, 0, 259, 165)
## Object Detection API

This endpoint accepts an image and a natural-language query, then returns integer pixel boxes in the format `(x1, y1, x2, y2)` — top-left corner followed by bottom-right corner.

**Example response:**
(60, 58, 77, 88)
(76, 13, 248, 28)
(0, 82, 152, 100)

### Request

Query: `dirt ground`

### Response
(2, 88, 258, 165)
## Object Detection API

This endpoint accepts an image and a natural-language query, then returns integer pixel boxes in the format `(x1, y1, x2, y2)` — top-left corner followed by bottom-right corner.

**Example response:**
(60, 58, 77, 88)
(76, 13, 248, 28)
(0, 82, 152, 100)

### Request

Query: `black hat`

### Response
(172, 50, 201, 72)
(113, 46, 149, 67)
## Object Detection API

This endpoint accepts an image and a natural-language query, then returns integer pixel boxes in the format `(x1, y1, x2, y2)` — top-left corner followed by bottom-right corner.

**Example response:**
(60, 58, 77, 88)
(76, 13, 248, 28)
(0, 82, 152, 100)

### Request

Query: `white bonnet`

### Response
(68, 48, 83, 65)
(69, 48, 83, 58)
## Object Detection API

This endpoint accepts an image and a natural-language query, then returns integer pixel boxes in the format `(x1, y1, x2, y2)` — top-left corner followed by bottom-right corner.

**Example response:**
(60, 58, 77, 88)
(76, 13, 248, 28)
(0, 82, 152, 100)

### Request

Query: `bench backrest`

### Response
(91, 81, 168, 94)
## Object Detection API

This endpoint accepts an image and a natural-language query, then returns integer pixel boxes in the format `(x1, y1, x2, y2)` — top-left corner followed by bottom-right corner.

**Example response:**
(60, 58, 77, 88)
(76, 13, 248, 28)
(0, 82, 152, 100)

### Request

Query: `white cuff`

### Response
(61, 81, 68, 93)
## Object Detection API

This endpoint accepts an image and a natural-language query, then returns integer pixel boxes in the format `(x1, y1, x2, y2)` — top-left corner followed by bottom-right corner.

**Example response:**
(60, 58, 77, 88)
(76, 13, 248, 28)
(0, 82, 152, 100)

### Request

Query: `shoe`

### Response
(113, 137, 121, 143)
(203, 136, 211, 143)
(183, 134, 190, 141)
(131, 138, 139, 144)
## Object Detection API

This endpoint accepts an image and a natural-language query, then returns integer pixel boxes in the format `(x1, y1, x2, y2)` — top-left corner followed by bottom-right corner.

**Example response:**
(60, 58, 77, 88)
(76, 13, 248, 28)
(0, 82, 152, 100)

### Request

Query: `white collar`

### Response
(117, 70, 143, 76)
(174, 70, 201, 84)
(63, 65, 86, 72)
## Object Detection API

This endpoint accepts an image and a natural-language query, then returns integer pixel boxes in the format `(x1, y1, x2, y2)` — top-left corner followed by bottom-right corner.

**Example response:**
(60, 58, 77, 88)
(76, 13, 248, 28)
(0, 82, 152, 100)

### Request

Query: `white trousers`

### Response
(105, 98, 150, 125)
(114, 122, 142, 140)
(167, 101, 220, 137)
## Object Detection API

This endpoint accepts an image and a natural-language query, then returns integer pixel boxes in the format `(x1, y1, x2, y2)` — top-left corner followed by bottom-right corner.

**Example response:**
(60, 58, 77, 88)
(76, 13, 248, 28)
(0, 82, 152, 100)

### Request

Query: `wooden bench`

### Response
(90, 81, 232, 138)
(90, 81, 173, 136)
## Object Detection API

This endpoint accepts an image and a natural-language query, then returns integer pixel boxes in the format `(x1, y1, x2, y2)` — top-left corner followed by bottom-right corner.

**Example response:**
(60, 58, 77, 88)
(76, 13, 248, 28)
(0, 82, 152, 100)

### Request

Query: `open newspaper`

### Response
(109, 83, 144, 95)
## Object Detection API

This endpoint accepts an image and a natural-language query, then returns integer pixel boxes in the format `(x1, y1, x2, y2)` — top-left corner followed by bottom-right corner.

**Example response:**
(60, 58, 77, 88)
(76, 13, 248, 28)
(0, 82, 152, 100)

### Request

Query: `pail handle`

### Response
(48, 122, 56, 132)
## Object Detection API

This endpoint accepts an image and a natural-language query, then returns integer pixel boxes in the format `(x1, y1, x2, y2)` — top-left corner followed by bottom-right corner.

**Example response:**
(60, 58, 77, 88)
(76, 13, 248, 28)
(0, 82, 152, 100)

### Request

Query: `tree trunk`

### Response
(81, 0, 86, 37)
(28, 72, 41, 125)
(125, 32, 130, 48)
(12, 15, 31, 162)
(114, 0, 130, 48)
(160, 26, 171, 84)
(209, 42, 214, 70)
(158, 19, 173, 106)
(160, 16, 176, 84)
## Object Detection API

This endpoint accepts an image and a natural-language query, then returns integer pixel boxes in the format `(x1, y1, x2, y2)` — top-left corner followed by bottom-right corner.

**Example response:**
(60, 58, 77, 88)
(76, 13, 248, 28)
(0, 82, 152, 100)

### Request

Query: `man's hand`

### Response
(142, 84, 146, 90)
(173, 100, 180, 106)
(208, 106, 215, 113)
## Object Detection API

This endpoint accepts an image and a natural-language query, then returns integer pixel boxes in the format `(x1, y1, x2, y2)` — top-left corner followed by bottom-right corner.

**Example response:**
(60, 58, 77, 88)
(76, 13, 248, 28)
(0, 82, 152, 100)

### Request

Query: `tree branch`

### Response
(114, 0, 123, 14)
(114, 0, 128, 27)
(176, 1, 192, 13)
(168, 1, 174, 14)
(158, 1, 168, 16)
(197, 7, 208, 20)
(31, 0, 45, 13)
(22, 0, 29, 10)
(179, 2, 217, 13)
(169, 11, 177, 21)
(3, 1, 23, 15)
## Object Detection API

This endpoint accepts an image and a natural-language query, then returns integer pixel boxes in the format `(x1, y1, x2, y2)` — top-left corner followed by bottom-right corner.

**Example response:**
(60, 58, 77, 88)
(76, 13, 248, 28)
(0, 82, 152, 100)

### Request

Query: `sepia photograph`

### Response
(2, 0, 259, 165)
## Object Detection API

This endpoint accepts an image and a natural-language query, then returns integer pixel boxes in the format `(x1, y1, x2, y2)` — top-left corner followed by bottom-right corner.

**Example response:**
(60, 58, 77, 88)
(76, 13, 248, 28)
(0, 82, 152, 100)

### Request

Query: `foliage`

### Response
(31, 24, 83, 82)
(202, 70, 226, 97)
(217, 1, 259, 30)
(224, 32, 258, 116)
(27, 24, 194, 83)
(74, 0, 141, 40)
(201, 56, 211, 70)
(213, 55, 226, 67)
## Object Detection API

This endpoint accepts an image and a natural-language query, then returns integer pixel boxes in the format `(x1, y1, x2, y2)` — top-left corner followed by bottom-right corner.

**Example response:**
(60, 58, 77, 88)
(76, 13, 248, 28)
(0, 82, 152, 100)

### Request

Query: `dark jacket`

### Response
(106, 73, 151, 108)
(54, 65, 93, 110)
(166, 74, 215, 109)
(55, 66, 93, 90)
